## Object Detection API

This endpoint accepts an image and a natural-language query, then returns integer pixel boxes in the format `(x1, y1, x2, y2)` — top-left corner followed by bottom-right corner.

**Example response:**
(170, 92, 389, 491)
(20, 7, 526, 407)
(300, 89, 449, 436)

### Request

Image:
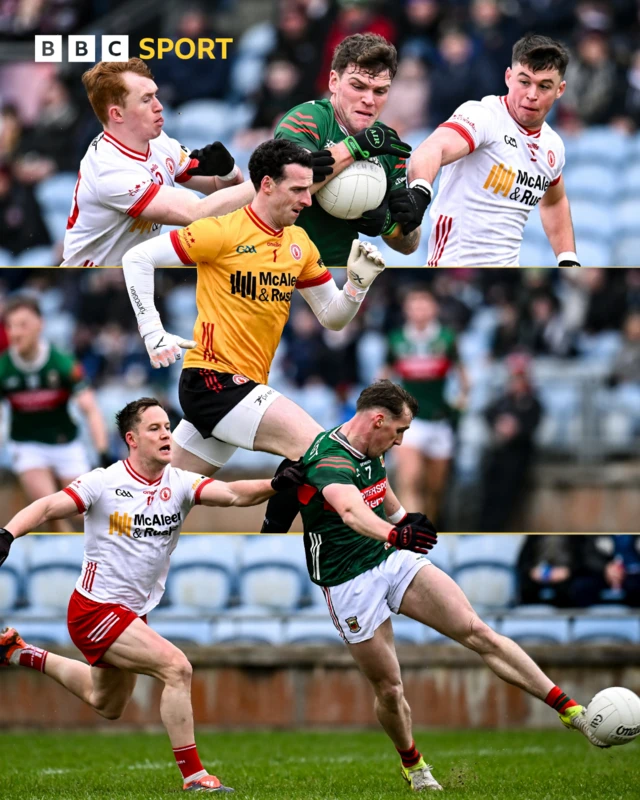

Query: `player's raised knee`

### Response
(161, 651, 193, 686)
(374, 678, 405, 709)
(460, 616, 500, 652)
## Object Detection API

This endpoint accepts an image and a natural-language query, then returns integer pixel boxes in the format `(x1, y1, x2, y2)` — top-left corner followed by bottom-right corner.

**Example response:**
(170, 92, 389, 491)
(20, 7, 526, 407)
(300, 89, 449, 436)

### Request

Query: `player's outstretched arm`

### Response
(123, 234, 197, 369)
(323, 483, 438, 554)
(138, 180, 255, 227)
(0, 491, 81, 564)
(198, 462, 305, 508)
(408, 126, 471, 186)
(539, 176, 580, 266)
(298, 241, 385, 331)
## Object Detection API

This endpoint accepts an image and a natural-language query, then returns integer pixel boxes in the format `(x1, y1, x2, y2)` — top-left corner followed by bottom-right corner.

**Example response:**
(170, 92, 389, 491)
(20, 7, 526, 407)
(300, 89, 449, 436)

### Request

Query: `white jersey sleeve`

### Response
(64, 469, 106, 512)
(95, 163, 160, 218)
(440, 100, 499, 153)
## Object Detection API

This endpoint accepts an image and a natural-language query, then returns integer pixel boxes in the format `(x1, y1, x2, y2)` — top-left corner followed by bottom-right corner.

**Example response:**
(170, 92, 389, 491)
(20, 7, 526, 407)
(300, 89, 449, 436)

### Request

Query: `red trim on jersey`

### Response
(175, 158, 198, 183)
(123, 459, 162, 486)
(244, 205, 283, 237)
(127, 182, 161, 218)
(63, 486, 86, 513)
(428, 215, 453, 267)
(194, 478, 214, 505)
(501, 96, 542, 137)
(280, 122, 320, 141)
(296, 270, 332, 290)
(103, 132, 150, 161)
(549, 175, 561, 187)
(439, 122, 475, 153)
(82, 561, 98, 593)
(170, 229, 196, 265)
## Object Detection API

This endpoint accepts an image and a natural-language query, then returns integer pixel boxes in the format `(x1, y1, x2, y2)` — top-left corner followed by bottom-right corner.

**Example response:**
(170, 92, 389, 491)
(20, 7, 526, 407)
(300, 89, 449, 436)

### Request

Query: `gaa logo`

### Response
(160, 487, 172, 501)
(290, 243, 302, 261)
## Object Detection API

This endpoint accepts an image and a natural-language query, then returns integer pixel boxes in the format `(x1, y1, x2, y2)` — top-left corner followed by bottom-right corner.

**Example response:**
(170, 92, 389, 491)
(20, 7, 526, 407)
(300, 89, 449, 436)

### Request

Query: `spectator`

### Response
(276, 2, 325, 96)
(250, 55, 307, 132)
(283, 306, 333, 387)
(517, 535, 576, 606)
(397, 0, 443, 64)
(490, 300, 523, 359)
(0, 104, 21, 161)
(468, 0, 521, 82)
(380, 55, 429, 134)
(581, 269, 628, 333)
(570, 535, 640, 607)
(478, 353, 542, 531)
(0, 162, 51, 256)
(608, 311, 640, 386)
(519, 290, 577, 358)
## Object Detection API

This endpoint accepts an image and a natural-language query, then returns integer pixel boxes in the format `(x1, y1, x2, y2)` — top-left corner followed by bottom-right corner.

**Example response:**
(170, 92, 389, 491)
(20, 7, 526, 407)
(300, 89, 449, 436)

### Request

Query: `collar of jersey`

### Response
(123, 458, 163, 485)
(9, 339, 51, 373)
(501, 96, 542, 138)
(244, 204, 283, 237)
(329, 427, 366, 461)
(103, 131, 150, 161)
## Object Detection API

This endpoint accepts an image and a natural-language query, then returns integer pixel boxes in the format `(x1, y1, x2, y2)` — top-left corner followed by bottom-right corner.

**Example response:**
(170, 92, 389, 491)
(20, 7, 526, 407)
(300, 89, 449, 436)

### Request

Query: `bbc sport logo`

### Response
(35, 35, 233, 63)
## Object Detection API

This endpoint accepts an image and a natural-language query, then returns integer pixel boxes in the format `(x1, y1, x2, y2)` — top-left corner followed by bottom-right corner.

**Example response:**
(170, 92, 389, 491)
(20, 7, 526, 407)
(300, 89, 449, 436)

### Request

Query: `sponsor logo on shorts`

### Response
(290, 243, 302, 260)
(345, 616, 361, 633)
(160, 487, 172, 501)
(115, 488, 133, 498)
(254, 388, 275, 406)
(233, 374, 250, 385)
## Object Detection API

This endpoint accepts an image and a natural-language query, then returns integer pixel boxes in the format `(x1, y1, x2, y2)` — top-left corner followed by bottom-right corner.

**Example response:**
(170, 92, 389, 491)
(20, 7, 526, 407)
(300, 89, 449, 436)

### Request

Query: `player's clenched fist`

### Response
(389, 179, 433, 235)
(387, 513, 438, 554)
(343, 122, 411, 161)
(345, 240, 385, 300)
(0, 528, 13, 567)
(187, 142, 238, 180)
(143, 329, 197, 369)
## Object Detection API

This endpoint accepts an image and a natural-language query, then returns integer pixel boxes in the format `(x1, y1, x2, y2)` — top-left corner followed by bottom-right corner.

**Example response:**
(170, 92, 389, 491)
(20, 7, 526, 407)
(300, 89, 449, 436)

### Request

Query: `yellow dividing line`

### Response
(27, 531, 636, 536)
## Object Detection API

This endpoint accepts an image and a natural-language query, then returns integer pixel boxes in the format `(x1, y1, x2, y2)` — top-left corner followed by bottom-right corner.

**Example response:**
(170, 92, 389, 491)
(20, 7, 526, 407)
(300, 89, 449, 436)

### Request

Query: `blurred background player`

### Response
(274, 33, 426, 265)
(0, 397, 303, 793)
(0, 295, 109, 532)
(405, 34, 580, 267)
(122, 139, 385, 533)
(297, 379, 607, 791)
(62, 58, 249, 267)
(385, 286, 469, 524)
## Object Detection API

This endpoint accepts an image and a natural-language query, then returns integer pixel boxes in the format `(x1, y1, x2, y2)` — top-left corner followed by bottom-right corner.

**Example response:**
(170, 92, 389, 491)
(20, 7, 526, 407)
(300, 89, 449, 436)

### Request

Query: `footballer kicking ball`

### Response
(316, 160, 387, 220)
(586, 687, 640, 746)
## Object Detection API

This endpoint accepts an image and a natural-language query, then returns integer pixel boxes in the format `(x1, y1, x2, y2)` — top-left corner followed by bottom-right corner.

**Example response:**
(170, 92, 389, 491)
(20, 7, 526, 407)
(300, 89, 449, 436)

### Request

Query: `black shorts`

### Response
(179, 368, 259, 439)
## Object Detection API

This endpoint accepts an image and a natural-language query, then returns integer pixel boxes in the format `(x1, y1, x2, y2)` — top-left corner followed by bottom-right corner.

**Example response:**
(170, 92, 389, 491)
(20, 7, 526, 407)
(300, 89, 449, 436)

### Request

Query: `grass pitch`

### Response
(0, 729, 637, 800)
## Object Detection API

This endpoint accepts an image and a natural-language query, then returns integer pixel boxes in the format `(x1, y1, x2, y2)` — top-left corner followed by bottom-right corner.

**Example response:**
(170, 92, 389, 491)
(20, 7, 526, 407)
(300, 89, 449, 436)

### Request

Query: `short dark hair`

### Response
(331, 33, 398, 80)
(3, 295, 42, 320)
(512, 34, 569, 78)
(115, 397, 164, 446)
(356, 379, 419, 419)
(248, 139, 313, 190)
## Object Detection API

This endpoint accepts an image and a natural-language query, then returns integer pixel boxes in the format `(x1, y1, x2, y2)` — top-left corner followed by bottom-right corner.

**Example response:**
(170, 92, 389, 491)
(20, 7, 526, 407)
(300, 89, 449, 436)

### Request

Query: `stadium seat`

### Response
(390, 614, 426, 645)
(452, 536, 523, 609)
(0, 564, 21, 612)
(613, 199, 640, 237)
(573, 237, 611, 267)
(24, 536, 85, 613)
(572, 616, 639, 644)
(213, 606, 284, 645)
(564, 165, 618, 204)
(500, 615, 571, 644)
(2, 618, 71, 646)
(518, 240, 546, 267)
(575, 331, 622, 362)
(35, 173, 76, 215)
(174, 101, 237, 150)
(167, 535, 238, 611)
(285, 610, 344, 645)
(15, 246, 57, 266)
(573, 127, 631, 168)
(238, 537, 309, 610)
(569, 200, 613, 243)
(148, 616, 213, 646)
(620, 161, 640, 197)
(613, 236, 640, 266)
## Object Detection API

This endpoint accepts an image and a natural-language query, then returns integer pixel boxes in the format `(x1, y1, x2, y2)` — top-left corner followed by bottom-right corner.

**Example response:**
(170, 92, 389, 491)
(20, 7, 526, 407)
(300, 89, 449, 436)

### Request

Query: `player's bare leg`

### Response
(399, 565, 607, 748)
(252, 394, 322, 458)
(18, 468, 69, 533)
(348, 619, 442, 791)
(423, 456, 450, 523)
(393, 446, 426, 515)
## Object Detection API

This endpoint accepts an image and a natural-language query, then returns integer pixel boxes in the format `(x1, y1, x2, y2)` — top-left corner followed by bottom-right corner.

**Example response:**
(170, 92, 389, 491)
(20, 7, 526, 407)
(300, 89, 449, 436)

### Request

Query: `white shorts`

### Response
(173, 383, 282, 468)
(321, 549, 432, 644)
(400, 418, 455, 460)
(9, 439, 91, 479)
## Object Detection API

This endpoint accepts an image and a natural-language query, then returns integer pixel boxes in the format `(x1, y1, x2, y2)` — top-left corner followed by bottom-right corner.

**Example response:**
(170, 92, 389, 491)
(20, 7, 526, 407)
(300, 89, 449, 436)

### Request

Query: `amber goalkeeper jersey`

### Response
(169, 205, 330, 384)
(299, 426, 393, 586)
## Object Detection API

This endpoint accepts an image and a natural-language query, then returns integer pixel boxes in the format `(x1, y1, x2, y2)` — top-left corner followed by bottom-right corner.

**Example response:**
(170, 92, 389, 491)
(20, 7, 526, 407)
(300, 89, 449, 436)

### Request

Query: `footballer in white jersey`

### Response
(403, 34, 580, 268)
(62, 130, 196, 267)
(63, 458, 213, 615)
(426, 94, 564, 266)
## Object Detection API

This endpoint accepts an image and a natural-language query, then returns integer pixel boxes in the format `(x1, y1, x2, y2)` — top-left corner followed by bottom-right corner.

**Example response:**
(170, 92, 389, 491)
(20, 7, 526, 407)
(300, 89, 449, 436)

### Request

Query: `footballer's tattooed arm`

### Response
(383, 227, 421, 255)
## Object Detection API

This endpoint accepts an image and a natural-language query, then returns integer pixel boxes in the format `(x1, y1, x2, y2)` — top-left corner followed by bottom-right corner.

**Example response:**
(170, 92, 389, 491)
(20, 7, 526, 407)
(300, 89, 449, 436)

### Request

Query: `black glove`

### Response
(389, 183, 432, 235)
(343, 123, 411, 161)
(271, 458, 306, 492)
(0, 528, 14, 567)
(187, 143, 235, 178)
(99, 452, 111, 470)
(558, 260, 581, 266)
(309, 149, 335, 184)
(348, 193, 396, 237)
(387, 516, 438, 554)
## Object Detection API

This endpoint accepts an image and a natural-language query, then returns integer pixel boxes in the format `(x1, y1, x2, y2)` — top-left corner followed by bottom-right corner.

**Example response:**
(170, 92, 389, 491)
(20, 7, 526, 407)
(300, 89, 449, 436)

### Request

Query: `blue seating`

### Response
(500, 615, 571, 644)
(0, 564, 21, 612)
(285, 611, 344, 645)
(213, 607, 284, 644)
(620, 161, 640, 197)
(572, 616, 639, 644)
(564, 165, 618, 204)
(3, 619, 71, 646)
(518, 240, 546, 267)
(25, 536, 84, 613)
(238, 537, 309, 611)
(613, 199, 640, 237)
(572, 127, 631, 168)
(148, 616, 213, 645)
(167, 535, 238, 611)
(35, 172, 76, 214)
(613, 236, 640, 266)
(452, 536, 523, 609)
(390, 614, 426, 645)
(570, 200, 613, 243)
(574, 237, 611, 267)
(15, 246, 57, 266)
(174, 101, 237, 150)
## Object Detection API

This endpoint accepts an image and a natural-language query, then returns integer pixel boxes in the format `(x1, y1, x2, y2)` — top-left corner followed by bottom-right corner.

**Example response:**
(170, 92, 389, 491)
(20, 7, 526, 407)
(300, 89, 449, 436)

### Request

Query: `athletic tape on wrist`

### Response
(219, 164, 239, 182)
(388, 506, 407, 524)
(557, 251, 579, 265)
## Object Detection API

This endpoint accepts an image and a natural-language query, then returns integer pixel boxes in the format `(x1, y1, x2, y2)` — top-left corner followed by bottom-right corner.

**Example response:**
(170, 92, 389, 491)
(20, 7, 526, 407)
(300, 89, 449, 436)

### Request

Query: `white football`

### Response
(316, 160, 387, 220)
(586, 687, 640, 746)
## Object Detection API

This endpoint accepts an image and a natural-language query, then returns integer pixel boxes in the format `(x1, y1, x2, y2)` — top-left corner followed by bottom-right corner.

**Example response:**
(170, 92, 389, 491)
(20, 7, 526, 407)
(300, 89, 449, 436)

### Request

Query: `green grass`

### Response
(0, 729, 637, 800)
